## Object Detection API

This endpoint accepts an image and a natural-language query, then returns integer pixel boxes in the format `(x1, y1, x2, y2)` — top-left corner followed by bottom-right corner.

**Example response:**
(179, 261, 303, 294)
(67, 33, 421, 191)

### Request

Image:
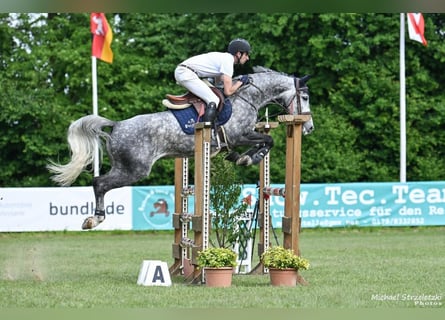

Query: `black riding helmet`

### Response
(227, 38, 251, 55)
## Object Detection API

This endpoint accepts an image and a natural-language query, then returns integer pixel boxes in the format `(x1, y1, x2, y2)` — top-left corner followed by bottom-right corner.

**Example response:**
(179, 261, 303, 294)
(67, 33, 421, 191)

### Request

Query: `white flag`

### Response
(407, 13, 427, 46)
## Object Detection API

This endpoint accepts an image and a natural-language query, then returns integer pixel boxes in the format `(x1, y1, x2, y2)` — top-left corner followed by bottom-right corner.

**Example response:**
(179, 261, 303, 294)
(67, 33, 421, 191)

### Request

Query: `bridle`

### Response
(289, 77, 311, 116)
(236, 75, 311, 117)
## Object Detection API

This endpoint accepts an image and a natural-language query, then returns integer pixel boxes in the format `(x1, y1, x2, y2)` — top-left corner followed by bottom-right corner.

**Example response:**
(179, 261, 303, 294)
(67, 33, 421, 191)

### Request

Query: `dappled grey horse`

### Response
(48, 66, 314, 229)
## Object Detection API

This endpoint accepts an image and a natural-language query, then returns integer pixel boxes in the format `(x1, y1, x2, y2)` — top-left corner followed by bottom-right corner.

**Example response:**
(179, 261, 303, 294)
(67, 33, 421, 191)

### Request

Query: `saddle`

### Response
(162, 81, 225, 116)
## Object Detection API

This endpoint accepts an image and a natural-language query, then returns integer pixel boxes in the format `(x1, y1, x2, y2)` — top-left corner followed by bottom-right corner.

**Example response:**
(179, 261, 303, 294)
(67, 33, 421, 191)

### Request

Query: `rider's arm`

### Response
(221, 74, 243, 96)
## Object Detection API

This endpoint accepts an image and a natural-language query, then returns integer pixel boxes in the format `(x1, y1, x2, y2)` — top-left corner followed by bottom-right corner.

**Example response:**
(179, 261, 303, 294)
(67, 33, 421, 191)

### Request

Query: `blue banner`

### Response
(131, 182, 445, 230)
(132, 186, 177, 230)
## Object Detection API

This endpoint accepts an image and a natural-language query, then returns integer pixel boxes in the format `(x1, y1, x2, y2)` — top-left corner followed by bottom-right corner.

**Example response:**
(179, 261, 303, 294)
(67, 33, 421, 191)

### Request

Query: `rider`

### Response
(174, 38, 251, 123)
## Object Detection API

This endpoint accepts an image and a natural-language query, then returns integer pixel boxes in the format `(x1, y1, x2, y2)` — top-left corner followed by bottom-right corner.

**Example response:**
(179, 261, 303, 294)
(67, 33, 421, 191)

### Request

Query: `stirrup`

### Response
(211, 139, 227, 150)
(210, 128, 228, 150)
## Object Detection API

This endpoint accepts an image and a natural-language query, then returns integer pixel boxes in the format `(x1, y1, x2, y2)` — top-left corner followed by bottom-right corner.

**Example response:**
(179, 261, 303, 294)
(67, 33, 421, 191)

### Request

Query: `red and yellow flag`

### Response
(90, 13, 113, 63)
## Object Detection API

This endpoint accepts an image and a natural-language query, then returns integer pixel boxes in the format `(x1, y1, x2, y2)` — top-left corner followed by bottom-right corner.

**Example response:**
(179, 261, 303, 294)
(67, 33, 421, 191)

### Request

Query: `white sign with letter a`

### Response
(137, 260, 172, 286)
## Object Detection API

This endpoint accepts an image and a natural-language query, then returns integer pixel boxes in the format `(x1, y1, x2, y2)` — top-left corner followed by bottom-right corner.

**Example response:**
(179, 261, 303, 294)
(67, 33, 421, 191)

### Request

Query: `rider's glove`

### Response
(239, 75, 250, 86)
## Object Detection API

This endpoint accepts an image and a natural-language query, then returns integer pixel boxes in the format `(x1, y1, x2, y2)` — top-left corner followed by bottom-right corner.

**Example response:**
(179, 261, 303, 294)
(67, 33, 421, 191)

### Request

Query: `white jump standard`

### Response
(170, 122, 212, 284)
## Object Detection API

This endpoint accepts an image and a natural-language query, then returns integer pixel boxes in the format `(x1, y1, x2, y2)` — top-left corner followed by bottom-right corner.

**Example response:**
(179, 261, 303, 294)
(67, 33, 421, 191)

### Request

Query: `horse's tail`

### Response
(47, 115, 115, 186)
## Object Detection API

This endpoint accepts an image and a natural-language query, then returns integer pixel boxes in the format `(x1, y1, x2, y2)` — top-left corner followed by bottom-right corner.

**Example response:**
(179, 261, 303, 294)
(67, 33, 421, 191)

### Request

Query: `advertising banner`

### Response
(0, 187, 132, 232)
(1, 182, 444, 232)
(132, 186, 179, 230)
(130, 182, 445, 230)
(240, 182, 445, 228)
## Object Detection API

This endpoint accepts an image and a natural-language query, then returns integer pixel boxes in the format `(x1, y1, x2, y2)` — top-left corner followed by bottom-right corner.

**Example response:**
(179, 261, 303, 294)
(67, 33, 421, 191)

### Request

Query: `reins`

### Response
(234, 75, 310, 120)
(232, 80, 262, 114)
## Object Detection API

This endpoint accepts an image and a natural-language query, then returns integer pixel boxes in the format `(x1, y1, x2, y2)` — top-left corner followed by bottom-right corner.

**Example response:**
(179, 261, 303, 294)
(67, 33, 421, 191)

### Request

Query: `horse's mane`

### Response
(252, 66, 275, 73)
(252, 66, 289, 76)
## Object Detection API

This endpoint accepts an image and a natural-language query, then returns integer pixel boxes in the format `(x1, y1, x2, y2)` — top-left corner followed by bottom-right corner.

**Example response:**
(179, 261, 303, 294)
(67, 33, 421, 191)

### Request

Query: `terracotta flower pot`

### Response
(268, 268, 298, 287)
(204, 267, 233, 287)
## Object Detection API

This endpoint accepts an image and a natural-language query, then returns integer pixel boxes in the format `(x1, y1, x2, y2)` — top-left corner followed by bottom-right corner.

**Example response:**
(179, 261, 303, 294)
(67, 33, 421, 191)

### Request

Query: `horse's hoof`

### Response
(82, 216, 100, 230)
(82, 217, 94, 230)
(236, 155, 252, 166)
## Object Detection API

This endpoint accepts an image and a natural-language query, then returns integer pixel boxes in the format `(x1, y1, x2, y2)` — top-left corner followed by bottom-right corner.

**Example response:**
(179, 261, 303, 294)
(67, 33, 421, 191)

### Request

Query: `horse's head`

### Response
(249, 66, 314, 135)
(289, 74, 314, 135)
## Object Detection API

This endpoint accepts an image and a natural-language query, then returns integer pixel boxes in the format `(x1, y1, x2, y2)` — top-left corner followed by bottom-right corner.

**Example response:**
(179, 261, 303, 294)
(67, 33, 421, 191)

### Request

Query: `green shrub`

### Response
(261, 246, 310, 270)
(197, 247, 238, 268)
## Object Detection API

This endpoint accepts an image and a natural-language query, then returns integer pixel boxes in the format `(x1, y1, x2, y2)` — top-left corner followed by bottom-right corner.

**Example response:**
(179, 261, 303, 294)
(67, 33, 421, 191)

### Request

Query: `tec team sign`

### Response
(256, 182, 445, 228)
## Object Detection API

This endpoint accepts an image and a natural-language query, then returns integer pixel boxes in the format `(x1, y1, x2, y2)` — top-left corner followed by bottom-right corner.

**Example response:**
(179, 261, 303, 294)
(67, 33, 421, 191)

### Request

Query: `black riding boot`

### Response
(202, 102, 217, 123)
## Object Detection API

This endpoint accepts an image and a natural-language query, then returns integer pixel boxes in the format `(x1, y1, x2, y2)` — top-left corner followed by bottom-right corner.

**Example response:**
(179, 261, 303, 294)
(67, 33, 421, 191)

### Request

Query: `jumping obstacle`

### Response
(279, 114, 310, 257)
(170, 115, 309, 283)
(170, 122, 212, 284)
(250, 121, 278, 274)
(169, 157, 193, 276)
(263, 187, 286, 197)
(251, 115, 310, 280)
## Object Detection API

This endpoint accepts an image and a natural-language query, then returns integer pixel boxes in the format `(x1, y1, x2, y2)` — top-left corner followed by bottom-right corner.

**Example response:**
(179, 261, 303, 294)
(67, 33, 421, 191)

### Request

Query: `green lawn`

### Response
(0, 227, 443, 309)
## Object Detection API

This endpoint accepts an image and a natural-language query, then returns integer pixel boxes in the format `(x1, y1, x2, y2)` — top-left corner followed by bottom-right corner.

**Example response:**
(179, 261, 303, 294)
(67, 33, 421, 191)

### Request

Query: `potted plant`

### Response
(197, 247, 237, 287)
(261, 246, 310, 287)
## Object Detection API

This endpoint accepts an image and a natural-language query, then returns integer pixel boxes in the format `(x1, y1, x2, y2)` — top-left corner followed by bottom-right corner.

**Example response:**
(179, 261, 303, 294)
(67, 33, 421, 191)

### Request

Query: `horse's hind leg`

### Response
(81, 165, 150, 230)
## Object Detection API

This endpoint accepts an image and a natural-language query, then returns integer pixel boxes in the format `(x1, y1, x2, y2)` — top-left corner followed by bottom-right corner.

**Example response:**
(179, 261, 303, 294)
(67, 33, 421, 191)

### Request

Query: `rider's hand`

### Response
(239, 75, 250, 86)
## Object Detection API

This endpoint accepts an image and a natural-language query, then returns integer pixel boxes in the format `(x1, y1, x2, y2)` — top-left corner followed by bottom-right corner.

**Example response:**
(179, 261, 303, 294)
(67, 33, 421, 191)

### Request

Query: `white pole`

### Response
(91, 56, 100, 177)
(399, 13, 407, 183)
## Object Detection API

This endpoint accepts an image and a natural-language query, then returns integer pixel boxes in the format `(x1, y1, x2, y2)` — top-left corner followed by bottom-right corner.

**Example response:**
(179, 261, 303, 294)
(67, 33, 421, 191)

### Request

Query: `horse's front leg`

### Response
(226, 132, 274, 166)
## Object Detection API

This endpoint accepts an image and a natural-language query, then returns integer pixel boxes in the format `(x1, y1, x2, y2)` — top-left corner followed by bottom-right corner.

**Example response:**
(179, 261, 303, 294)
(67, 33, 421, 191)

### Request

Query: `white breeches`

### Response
(174, 66, 220, 105)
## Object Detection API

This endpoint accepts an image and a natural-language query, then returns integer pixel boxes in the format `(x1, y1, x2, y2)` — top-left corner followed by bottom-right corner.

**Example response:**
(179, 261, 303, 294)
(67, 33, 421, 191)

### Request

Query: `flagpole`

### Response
(91, 56, 100, 177)
(400, 13, 407, 183)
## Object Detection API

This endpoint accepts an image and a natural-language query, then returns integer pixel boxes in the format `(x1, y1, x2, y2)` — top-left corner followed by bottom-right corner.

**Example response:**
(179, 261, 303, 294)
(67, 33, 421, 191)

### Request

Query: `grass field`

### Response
(0, 227, 443, 309)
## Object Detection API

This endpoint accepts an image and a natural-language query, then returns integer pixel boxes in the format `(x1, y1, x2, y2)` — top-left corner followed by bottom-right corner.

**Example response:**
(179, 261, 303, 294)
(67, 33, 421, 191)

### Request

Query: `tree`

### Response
(209, 153, 250, 248)
(1, 13, 445, 187)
